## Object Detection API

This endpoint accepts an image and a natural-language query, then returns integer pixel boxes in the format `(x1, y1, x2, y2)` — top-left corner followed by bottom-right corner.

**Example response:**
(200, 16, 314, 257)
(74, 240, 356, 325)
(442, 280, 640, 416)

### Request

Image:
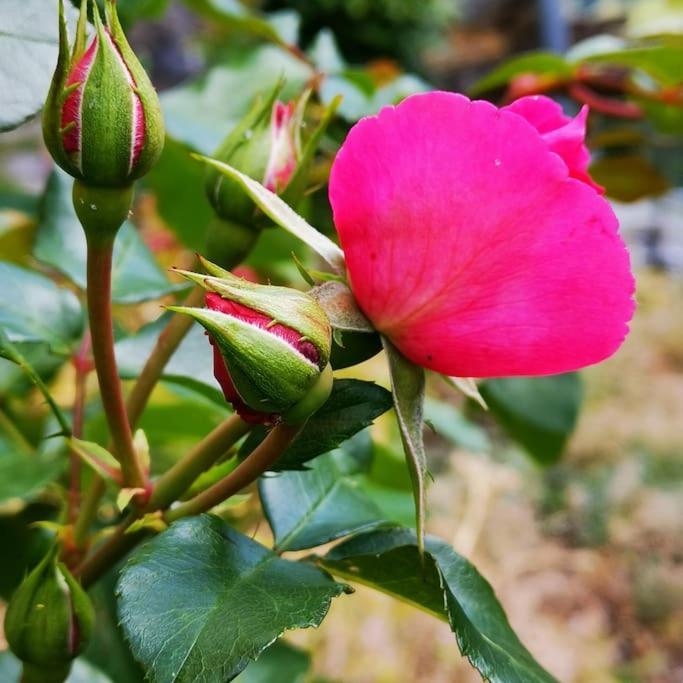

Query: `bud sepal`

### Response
(4, 546, 95, 680)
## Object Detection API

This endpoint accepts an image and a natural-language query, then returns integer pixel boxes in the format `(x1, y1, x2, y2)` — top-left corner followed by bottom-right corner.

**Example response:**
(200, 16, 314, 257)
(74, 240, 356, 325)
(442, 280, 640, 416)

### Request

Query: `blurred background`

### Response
(1, 0, 682, 681)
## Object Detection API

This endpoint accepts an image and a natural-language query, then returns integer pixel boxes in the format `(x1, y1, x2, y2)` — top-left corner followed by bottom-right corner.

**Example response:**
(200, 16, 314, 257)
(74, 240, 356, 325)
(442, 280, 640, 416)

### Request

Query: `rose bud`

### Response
(4, 546, 95, 683)
(329, 92, 635, 378)
(43, 0, 164, 190)
(169, 259, 333, 425)
(202, 89, 304, 268)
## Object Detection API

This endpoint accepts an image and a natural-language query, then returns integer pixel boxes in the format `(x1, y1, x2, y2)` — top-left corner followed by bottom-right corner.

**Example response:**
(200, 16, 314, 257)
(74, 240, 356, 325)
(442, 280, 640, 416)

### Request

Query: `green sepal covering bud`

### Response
(43, 0, 164, 188)
(168, 258, 333, 423)
(178, 258, 331, 366)
(4, 546, 95, 675)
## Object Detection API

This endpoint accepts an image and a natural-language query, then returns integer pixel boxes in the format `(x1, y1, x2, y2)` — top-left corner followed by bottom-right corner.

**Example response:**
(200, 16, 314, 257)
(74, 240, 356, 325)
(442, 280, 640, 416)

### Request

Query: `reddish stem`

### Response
(68, 331, 93, 525)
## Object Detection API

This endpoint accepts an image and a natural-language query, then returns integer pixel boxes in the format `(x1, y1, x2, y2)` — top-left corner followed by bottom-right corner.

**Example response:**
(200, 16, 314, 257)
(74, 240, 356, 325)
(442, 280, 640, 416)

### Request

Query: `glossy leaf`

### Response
(320, 528, 557, 683)
(196, 156, 346, 271)
(470, 52, 572, 95)
(382, 339, 427, 552)
(117, 516, 346, 683)
(260, 431, 384, 551)
(0, 0, 78, 131)
(238, 379, 393, 470)
(35, 169, 181, 304)
(0, 261, 83, 356)
(480, 374, 583, 465)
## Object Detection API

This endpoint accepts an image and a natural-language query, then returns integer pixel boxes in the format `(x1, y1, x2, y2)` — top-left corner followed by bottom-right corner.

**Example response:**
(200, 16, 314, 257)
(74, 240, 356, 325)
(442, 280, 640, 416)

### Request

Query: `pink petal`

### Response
(329, 91, 634, 377)
(504, 95, 603, 192)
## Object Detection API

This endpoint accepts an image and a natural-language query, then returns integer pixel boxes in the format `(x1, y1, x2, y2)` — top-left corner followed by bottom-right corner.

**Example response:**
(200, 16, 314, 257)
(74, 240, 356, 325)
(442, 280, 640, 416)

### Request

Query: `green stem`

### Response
(149, 414, 250, 509)
(72, 475, 106, 549)
(86, 237, 145, 490)
(166, 423, 302, 522)
(125, 286, 205, 427)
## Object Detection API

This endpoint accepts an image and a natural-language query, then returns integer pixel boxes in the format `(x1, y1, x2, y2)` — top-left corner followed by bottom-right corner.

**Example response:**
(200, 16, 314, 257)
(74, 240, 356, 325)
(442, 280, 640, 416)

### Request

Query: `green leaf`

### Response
(320, 71, 431, 121)
(239, 379, 393, 470)
(582, 45, 683, 86)
(0, 328, 72, 434)
(320, 528, 557, 683)
(182, 0, 287, 46)
(0, 427, 64, 506)
(235, 641, 310, 683)
(117, 515, 346, 683)
(69, 438, 122, 483)
(480, 374, 583, 465)
(0, 651, 114, 683)
(115, 315, 222, 402)
(260, 431, 384, 551)
(424, 398, 491, 453)
(590, 154, 670, 202)
(470, 52, 572, 95)
(0, 260, 83, 356)
(161, 46, 312, 153)
(195, 156, 346, 272)
(34, 168, 181, 304)
(382, 339, 427, 553)
(144, 137, 214, 250)
(0, 0, 78, 131)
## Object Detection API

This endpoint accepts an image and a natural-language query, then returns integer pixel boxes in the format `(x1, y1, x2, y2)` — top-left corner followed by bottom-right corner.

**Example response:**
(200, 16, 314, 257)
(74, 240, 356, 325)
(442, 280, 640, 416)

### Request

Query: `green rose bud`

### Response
(169, 258, 333, 425)
(4, 547, 95, 683)
(43, 0, 164, 189)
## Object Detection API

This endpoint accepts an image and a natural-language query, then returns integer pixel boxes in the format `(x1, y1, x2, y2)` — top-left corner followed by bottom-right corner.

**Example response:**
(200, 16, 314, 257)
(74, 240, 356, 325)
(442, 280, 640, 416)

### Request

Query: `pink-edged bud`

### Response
(168, 258, 333, 425)
(263, 101, 298, 192)
(43, 0, 164, 188)
(205, 88, 304, 227)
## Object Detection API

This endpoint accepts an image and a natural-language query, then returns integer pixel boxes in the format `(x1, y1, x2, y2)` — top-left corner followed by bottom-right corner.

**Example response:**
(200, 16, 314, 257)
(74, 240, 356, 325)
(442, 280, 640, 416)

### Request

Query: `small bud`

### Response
(4, 547, 95, 680)
(43, 0, 164, 188)
(169, 258, 333, 424)
(205, 87, 303, 227)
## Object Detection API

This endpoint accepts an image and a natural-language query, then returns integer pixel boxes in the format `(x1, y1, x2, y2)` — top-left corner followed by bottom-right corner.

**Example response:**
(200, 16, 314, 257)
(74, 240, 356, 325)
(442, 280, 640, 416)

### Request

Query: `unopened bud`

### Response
(169, 258, 332, 424)
(43, 0, 164, 189)
(4, 547, 95, 682)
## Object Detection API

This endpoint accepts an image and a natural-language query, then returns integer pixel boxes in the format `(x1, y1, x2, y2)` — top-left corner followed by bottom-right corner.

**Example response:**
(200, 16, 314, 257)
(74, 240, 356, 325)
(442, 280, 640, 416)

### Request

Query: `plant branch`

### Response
(75, 414, 252, 586)
(68, 331, 92, 526)
(125, 285, 205, 427)
(86, 237, 146, 490)
(165, 423, 301, 522)
(149, 414, 250, 509)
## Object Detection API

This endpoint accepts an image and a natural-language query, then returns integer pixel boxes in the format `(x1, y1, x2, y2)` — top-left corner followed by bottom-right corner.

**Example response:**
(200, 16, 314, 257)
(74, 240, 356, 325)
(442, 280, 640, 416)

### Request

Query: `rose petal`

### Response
(329, 91, 634, 377)
(504, 95, 603, 192)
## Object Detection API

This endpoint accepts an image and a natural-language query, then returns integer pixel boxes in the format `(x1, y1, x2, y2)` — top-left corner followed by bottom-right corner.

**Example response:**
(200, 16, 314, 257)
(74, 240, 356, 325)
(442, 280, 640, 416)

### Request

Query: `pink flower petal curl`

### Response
(503, 95, 603, 193)
(329, 91, 634, 377)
